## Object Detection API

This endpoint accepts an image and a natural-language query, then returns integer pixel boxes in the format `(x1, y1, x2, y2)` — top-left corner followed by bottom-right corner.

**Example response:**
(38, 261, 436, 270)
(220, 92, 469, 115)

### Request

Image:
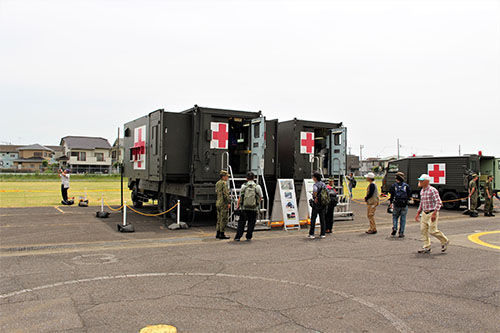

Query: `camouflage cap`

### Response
(220, 170, 229, 176)
(396, 171, 406, 181)
(472, 173, 478, 178)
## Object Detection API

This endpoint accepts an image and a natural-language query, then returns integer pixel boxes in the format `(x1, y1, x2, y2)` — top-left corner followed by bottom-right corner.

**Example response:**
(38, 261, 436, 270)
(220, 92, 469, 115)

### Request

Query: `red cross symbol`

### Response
(429, 164, 445, 183)
(133, 127, 146, 168)
(301, 132, 314, 154)
(212, 123, 228, 149)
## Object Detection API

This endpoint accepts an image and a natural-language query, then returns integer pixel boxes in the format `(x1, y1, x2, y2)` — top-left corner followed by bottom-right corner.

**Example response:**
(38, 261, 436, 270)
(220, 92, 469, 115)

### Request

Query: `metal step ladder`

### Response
(332, 172, 354, 220)
(224, 155, 270, 230)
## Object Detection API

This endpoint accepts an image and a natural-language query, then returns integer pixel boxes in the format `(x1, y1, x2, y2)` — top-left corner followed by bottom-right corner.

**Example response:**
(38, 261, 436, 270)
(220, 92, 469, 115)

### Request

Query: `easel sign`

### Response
(298, 179, 319, 227)
(271, 179, 300, 230)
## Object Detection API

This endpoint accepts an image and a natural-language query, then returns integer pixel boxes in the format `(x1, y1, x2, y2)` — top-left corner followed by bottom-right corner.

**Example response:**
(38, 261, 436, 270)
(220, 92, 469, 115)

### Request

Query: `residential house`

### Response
(346, 154, 360, 176)
(13, 144, 54, 171)
(111, 138, 124, 173)
(60, 136, 112, 173)
(0, 145, 22, 169)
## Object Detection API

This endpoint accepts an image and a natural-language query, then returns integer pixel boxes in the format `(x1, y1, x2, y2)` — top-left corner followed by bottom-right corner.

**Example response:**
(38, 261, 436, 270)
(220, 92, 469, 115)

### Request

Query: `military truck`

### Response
(381, 155, 499, 210)
(278, 119, 346, 181)
(123, 105, 278, 222)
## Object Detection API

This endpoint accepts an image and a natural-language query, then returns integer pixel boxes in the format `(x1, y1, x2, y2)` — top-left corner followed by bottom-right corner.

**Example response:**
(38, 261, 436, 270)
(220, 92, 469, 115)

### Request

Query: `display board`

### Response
(298, 179, 319, 227)
(271, 179, 300, 230)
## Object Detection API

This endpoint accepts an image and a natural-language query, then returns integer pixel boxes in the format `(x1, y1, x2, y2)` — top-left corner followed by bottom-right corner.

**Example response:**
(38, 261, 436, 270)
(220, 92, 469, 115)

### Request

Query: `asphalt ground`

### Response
(0, 201, 499, 332)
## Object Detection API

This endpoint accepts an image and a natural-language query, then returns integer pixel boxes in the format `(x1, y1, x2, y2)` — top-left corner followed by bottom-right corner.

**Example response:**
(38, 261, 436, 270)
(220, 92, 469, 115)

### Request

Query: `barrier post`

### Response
(123, 201, 127, 226)
(101, 193, 104, 212)
(177, 200, 180, 225)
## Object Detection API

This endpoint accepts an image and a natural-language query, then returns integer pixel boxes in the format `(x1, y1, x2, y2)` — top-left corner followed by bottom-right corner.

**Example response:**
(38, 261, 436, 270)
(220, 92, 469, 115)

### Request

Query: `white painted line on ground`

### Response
(0, 272, 413, 333)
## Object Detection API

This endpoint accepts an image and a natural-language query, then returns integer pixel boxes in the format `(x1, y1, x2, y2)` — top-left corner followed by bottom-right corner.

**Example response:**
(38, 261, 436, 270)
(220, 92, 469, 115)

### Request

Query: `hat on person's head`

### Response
(396, 171, 406, 181)
(472, 173, 478, 178)
(365, 172, 375, 179)
(328, 177, 335, 182)
(220, 170, 229, 176)
(417, 174, 431, 181)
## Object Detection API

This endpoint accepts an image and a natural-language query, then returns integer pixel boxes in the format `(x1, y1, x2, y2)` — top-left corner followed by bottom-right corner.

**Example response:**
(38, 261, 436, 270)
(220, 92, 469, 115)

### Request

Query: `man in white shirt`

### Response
(58, 169, 71, 204)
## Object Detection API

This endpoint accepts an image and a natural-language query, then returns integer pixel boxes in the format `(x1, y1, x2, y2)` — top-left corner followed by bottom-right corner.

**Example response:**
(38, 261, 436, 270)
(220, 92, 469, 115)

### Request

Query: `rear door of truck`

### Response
(250, 116, 266, 176)
(163, 112, 192, 179)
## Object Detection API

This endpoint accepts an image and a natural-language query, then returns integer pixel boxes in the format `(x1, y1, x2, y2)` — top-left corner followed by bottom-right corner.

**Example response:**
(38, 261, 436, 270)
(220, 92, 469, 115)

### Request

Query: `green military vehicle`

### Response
(123, 105, 278, 223)
(381, 155, 499, 210)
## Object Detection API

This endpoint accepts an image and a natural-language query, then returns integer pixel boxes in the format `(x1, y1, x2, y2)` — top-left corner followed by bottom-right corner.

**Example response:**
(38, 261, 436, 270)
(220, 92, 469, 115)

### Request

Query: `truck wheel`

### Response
(442, 192, 460, 210)
(132, 186, 143, 208)
(168, 195, 194, 222)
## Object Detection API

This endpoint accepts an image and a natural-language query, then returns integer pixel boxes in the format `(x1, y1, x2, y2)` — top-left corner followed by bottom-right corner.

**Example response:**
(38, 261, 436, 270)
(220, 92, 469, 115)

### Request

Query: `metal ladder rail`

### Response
(312, 156, 325, 180)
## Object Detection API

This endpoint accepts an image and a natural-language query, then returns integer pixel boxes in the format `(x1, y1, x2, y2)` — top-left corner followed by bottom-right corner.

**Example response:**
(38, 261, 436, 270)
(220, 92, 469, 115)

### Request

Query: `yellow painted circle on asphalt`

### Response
(140, 325, 177, 333)
(467, 231, 500, 250)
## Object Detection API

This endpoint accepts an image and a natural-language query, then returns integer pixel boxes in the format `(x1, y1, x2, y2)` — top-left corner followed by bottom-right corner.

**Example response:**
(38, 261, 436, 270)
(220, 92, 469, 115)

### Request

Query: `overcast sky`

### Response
(1, 0, 499, 158)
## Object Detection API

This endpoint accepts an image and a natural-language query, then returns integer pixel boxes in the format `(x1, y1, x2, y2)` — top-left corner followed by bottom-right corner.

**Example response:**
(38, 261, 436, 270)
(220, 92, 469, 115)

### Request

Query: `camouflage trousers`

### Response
(470, 196, 478, 212)
(216, 205, 229, 232)
(485, 198, 493, 214)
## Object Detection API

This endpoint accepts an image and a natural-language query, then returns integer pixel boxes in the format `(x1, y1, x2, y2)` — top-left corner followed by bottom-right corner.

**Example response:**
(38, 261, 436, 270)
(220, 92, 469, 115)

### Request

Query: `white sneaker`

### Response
(307, 235, 315, 239)
(320, 235, 326, 239)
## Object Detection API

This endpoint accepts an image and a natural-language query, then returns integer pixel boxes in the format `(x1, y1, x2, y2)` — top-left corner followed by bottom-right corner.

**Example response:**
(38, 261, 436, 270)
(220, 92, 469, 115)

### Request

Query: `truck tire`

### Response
(442, 192, 460, 210)
(169, 195, 195, 222)
(132, 186, 143, 208)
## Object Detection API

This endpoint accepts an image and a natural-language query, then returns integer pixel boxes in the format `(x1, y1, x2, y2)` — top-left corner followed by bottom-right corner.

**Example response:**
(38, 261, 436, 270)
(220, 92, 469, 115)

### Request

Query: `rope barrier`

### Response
(125, 203, 179, 217)
(99, 195, 179, 217)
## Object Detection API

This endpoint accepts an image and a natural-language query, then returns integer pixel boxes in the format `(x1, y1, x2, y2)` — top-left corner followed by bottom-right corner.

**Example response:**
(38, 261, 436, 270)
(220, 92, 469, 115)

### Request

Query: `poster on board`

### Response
(298, 179, 320, 227)
(271, 179, 300, 230)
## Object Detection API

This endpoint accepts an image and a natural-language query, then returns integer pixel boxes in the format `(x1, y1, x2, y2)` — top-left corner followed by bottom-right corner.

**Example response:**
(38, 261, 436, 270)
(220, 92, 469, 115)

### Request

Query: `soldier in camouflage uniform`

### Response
(468, 174, 479, 218)
(484, 175, 495, 217)
(215, 170, 231, 239)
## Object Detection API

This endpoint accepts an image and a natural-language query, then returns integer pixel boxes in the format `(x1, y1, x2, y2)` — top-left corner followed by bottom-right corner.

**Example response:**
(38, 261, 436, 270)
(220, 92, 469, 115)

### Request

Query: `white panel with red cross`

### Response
(132, 125, 146, 170)
(300, 132, 315, 154)
(210, 122, 228, 149)
(427, 163, 446, 184)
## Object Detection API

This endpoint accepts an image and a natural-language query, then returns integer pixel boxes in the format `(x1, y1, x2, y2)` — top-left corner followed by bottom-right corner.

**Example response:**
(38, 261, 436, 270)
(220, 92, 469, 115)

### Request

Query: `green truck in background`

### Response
(381, 155, 499, 210)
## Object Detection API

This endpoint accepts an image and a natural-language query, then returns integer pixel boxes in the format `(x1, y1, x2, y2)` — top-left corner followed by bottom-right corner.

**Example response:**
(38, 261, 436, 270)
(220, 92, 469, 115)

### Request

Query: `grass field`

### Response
(0, 177, 378, 208)
(0, 181, 131, 207)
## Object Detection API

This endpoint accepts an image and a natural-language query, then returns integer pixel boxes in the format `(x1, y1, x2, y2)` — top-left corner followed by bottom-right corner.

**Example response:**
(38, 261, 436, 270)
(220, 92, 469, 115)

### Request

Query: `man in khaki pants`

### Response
(364, 172, 379, 234)
(415, 174, 449, 253)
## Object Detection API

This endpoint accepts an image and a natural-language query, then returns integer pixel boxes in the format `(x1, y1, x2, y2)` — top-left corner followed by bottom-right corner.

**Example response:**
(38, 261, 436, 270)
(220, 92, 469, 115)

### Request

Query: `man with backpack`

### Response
(389, 172, 412, 238)
(234, 171, 263, 241)
(308, 172, 329, 239)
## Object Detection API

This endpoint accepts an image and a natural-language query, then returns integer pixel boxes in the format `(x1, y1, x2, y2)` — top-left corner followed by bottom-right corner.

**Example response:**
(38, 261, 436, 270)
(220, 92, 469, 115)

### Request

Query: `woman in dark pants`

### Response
(325, 178, 338, 233)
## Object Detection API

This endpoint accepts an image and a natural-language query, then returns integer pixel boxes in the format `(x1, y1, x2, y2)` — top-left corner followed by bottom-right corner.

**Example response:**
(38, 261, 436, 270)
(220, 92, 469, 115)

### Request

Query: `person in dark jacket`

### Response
(308, 172, 327, 239)
(325, 178, 338, 233)
(389, 172, 412, 238)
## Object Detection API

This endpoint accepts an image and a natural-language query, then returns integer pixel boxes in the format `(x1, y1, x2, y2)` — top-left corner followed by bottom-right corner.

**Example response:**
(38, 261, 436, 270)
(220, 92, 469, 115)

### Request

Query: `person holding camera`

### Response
(58, 168, 71, 204)
(308, 172, 328, 239)
(389, 172, 412, 238)
(234, 171, 262, 242)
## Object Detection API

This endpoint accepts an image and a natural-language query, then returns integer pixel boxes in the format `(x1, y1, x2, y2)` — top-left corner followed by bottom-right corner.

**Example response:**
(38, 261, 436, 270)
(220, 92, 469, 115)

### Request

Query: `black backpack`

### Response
(394, 183, 409, 206)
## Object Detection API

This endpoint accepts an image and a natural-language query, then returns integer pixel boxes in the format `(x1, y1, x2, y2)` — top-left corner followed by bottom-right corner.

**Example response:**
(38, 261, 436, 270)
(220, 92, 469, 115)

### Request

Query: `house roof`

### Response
(0, 145, 22, 153)
(14, 156, 46, 163)
(17, 144, 54, 152)
(113, 138, 124, 147)
(46, 145, 63, 152)
(56, 155, 69, 161)
(61, 136, 111, 150)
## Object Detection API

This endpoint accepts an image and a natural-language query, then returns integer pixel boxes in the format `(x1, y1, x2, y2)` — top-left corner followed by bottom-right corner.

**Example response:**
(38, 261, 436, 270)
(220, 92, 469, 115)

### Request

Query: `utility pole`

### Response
(359, 145, 365, 164)
(348, 146, 352, 155)
(459, 144, 461, 156)
(397, 138, 400, 159)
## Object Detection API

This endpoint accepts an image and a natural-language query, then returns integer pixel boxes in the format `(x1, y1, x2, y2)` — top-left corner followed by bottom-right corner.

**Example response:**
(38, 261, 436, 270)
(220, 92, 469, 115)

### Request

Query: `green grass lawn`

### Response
(0, 180, 131, 207)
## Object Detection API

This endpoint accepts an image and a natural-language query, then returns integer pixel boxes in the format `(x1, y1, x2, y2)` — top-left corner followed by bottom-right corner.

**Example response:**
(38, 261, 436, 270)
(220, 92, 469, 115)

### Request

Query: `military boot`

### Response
(215, 231, 220, 239)
(219, 232, 230, 239)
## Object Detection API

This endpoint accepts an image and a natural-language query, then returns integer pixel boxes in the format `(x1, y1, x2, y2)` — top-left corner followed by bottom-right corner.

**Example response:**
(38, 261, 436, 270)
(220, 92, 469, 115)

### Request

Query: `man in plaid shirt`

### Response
(415, 174, 449, 253)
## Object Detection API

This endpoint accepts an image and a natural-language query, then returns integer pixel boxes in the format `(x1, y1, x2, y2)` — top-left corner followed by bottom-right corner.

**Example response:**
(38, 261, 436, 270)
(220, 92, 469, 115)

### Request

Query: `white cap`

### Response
(365, 172, 375, 179)
(418, 174, 431, 181)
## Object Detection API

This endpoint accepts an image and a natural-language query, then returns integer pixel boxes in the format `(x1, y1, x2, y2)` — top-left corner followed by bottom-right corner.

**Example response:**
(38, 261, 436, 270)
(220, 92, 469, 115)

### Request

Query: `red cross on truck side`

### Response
(301, 132, 314, 154)
(133, 127, 146, 168)
(429, 164, 445, 183)
(212, 123, 228, 149)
